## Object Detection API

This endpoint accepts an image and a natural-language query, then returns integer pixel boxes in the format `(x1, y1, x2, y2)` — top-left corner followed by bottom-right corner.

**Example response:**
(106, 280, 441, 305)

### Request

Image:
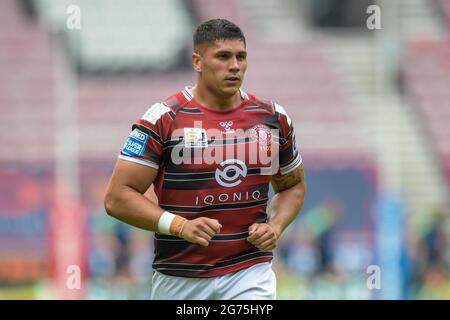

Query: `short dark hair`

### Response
(193, 19, 246, 50)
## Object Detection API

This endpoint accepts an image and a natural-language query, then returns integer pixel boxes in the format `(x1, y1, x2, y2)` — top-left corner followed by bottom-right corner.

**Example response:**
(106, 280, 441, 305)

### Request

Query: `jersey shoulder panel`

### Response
(245, 92, 276, 115)
(162, 90, 193, 114)
(246, 93, 292, 130)
(134, 90, 189, 134)
(246, 92, 294, 141)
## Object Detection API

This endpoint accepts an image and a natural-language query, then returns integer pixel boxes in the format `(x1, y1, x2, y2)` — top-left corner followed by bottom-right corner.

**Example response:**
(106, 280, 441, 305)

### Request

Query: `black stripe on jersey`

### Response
(168, 110, 176, 120)
(215, 251, 273, 269)
(183, 89, 194, 100)
(280, 153, 301, 175)
(155, 232, 249, 241)
(164, 171, 214, 180)
(146, 150, 161, 165)
(244, 106, 267, 111)
(163, 137, 183, 149)
(209, 137, 252, 145)
(162, 137, 252, 150)
(282, 149, 299, 166)
(153, 251, 273, 271)
(163, 167, 266, 181)
(282, 127, 293, 144)
(160, 198, 268, 213)
(132, 124, 164, 145)
(280, 149, 300, 169)
(272, 102, 281, 122)
(179, 107, 203, 114)
(162, 179, 215, 190)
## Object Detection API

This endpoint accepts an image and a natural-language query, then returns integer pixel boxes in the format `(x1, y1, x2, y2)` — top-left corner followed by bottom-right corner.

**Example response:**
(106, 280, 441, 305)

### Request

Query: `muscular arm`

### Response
(268, 163, 306, 237)
(104, 159, 221, 245)
(104, 159, 164, 232)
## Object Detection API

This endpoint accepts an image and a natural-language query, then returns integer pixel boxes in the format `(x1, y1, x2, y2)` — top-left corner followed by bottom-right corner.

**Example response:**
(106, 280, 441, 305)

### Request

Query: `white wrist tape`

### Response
(158, 211, 176, 235)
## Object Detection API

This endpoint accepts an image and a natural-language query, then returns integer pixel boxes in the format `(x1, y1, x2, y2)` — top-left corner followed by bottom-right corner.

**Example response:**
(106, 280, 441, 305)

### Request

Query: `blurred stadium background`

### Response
(0, 0, 449, 299)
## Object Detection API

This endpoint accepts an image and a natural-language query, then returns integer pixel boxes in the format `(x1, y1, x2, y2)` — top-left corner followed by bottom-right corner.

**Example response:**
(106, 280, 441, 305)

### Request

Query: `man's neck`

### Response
(192, 85, 242, 112)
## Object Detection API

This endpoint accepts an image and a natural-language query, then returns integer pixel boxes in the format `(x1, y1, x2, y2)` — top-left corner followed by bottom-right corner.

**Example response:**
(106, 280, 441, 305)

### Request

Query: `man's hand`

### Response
(247, 223, 279, 251)
(181, 217, 222, 247)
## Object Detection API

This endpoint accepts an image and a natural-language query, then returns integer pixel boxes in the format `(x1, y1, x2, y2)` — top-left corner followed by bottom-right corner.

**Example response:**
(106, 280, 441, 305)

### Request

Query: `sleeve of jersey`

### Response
(275, 103, 303, 176)
(118, 102, 173, 170)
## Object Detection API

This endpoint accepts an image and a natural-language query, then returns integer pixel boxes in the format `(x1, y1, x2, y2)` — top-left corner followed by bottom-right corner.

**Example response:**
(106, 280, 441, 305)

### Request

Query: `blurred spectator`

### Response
(409, 208, 450, 299)
(415, 262, 450, 299)
(302, 199, 343, 271)
(87, 179, 154, 299)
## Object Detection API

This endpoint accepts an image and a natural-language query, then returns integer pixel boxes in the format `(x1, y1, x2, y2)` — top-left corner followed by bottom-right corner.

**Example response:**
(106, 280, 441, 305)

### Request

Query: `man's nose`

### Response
(229, 57, 240, 71)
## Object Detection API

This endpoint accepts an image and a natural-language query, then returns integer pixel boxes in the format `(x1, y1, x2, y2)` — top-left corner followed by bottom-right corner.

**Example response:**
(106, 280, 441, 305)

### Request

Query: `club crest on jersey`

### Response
(250, 124, 272, 146)
(122, 129, 149, 156)
(184, 127, 208, 148)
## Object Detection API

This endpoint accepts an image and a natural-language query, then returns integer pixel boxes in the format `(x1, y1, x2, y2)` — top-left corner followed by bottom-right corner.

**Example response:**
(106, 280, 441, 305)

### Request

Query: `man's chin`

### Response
(220, 86, 240, 97)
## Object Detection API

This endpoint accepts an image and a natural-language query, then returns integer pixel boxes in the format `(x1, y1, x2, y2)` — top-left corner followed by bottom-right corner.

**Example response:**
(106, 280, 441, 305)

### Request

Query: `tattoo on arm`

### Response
(271, 164, 305, 193)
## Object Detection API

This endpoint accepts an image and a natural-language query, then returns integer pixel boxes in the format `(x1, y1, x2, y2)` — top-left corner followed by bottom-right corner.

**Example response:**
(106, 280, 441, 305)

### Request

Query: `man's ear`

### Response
(192, 52, 201, 72)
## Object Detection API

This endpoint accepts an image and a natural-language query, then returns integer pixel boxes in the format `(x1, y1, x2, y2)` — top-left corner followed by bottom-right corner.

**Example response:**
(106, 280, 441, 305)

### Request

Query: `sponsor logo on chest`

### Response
(183, 127, 208, 148)
(219, 121, 235, 134)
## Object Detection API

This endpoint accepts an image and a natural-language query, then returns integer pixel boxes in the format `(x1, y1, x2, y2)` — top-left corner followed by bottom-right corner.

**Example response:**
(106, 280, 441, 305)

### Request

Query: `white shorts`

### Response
(150, 262, 276, 300)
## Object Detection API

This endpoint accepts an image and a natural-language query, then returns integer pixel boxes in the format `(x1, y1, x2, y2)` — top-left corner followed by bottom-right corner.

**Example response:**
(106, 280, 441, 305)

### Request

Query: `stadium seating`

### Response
(404, 37, 450, 188)
(0, 0, 54, 163)
(34, 0, 193, 71)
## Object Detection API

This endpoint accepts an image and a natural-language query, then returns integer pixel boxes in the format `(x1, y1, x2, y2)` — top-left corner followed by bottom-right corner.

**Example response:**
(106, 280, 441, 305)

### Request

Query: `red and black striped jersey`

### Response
(119, 86, 302, 277)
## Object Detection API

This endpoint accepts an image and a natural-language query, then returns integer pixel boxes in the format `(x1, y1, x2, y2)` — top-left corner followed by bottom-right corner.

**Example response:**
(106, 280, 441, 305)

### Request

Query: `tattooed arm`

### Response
(269, 163, 306, 234)
(247, 164, 306, 251)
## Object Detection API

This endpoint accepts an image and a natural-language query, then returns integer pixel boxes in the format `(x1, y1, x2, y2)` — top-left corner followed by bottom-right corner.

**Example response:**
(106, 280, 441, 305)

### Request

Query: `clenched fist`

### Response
(181, 217, 222, 246)
(247, 223, 279, 251)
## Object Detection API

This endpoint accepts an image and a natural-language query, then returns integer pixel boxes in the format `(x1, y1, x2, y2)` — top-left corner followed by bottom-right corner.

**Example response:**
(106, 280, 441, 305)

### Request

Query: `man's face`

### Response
(193, 39, 247, 99)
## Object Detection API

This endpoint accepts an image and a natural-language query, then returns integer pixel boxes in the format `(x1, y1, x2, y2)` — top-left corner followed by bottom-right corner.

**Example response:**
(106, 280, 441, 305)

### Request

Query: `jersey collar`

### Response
(183, 86, 249, 102)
